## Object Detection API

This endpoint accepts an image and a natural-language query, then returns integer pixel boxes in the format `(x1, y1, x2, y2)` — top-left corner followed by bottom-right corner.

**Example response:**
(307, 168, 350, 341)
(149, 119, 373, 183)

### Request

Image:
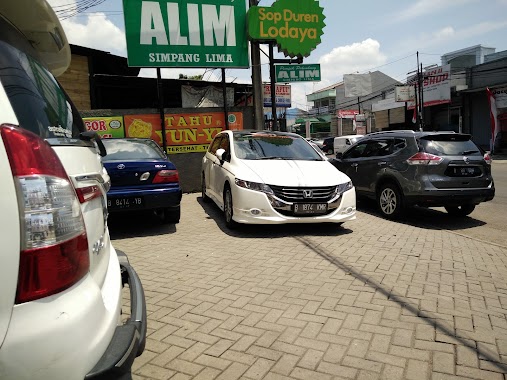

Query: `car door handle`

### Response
(351, 163, 358, 167)
(378, 161, 387, 166)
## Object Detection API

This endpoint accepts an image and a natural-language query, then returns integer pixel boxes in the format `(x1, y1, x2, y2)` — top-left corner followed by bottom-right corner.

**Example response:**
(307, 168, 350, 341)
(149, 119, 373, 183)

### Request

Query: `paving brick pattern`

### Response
(114, 193, 507, 380)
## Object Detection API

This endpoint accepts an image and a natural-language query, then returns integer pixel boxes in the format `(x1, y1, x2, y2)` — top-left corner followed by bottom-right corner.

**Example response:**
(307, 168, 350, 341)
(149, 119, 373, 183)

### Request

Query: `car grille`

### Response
(269, 185, 337, 202)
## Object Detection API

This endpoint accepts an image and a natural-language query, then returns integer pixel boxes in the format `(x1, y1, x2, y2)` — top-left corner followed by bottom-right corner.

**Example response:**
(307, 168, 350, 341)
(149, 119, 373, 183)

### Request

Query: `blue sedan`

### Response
(102, 138, 182, 223)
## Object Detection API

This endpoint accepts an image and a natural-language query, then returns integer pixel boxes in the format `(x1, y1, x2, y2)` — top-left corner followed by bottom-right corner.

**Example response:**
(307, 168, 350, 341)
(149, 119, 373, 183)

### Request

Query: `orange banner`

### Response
(124, 112, 243, 152)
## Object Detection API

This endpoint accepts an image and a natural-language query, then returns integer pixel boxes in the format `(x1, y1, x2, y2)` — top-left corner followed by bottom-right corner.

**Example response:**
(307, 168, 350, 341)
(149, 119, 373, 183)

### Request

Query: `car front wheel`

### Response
(377, 183, 404, 218)
(223, 186, 237, 229)
(444, 204, 475, 217)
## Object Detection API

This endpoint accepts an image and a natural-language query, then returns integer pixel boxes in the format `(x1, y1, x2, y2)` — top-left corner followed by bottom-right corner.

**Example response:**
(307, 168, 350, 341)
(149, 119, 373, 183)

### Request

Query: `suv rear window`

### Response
(419, 135, 482, 156)
(0, 18, 84, 140)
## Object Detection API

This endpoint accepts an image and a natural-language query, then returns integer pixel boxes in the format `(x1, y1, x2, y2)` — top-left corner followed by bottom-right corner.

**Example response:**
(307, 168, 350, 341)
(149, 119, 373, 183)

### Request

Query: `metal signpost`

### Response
(247, 0, 326, 130)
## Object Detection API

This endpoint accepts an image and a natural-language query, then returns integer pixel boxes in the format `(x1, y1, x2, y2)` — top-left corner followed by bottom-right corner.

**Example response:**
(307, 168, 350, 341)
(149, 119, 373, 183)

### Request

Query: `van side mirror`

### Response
(80, 131, 107, 157)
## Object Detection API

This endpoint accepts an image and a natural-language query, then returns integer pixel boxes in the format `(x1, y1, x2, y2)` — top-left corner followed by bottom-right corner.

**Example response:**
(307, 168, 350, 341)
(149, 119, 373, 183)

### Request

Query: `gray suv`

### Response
(330, 130, 495, 218)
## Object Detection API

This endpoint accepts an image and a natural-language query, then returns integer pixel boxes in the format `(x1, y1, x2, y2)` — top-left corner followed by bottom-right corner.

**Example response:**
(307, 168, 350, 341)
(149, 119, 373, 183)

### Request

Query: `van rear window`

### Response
(0, 24, 84, 140)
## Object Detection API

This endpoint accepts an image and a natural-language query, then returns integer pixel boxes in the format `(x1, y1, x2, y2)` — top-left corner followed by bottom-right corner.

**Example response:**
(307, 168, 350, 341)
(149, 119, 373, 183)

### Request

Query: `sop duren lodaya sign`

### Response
(247, 0, 325, 58)
(122, 0, 249, 68)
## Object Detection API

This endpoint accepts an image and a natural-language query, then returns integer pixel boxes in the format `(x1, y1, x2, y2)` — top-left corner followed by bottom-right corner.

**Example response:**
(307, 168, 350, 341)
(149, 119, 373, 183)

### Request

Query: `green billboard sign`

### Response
(247, 0, 325, 58)
(275, 64, 321, 82)
(122, 0, 249, 68)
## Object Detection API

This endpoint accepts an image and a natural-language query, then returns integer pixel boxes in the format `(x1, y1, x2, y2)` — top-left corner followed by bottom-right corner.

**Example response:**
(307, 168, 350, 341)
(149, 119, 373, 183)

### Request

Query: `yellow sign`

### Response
(83, 116, 125, 138)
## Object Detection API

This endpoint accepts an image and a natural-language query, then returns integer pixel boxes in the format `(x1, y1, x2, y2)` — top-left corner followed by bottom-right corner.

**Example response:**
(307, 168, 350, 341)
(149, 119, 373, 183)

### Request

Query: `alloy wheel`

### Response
(380, 187, 397, 215)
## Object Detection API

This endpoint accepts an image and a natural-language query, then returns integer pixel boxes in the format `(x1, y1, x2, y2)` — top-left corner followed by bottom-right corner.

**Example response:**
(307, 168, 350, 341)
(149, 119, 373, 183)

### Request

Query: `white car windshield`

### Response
(233, 132, 323, 161)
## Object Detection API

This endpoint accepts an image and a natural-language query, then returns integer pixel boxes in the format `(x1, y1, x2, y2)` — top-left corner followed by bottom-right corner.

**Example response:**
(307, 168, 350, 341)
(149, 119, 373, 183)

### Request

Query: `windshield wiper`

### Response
(256, 156, 286, 160)
(462, 150, 479, 155)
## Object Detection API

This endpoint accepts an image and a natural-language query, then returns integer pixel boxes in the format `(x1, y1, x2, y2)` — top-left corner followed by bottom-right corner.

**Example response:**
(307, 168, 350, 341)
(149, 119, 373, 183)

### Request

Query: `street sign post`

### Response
(275, 64, 321, 83)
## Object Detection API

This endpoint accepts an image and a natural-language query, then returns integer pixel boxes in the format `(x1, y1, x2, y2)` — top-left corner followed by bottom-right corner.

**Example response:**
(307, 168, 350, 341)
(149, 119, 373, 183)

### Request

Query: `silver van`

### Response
(334, 134, 363, 156)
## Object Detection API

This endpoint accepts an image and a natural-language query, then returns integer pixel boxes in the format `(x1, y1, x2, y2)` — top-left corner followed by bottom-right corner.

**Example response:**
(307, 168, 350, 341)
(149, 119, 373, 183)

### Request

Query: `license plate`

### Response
(451, 166, 480, 177)
(107, 197, 143, 210)
(293, 203, 328, 215)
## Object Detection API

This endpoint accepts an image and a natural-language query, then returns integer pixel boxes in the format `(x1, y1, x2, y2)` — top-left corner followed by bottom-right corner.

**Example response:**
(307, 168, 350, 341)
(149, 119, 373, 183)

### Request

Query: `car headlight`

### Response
(337, 181, 353, 195)
(235, 179, 274, 194)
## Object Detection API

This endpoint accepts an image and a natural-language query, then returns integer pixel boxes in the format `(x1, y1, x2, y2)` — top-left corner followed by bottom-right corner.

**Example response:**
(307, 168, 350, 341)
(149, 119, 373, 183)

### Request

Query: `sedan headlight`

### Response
(235, 179, 274, 194)
(337, 181, 353, 195)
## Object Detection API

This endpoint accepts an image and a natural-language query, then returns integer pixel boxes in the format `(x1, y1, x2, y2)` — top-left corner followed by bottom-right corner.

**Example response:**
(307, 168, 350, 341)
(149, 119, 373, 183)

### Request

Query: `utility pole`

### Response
(416, 52, 424, 131)
(420, 62, 425, 130)
(269, 43, 277, 131)
(249, 0, 264, 130)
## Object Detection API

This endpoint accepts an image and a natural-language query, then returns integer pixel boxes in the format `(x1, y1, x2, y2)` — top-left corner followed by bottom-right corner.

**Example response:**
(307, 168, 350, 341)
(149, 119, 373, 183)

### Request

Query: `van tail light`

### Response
(0, 124, 89, 304)
(152, 169, 179, 184)
(407, 152, 443, 165)
(75, 185, 102, 203)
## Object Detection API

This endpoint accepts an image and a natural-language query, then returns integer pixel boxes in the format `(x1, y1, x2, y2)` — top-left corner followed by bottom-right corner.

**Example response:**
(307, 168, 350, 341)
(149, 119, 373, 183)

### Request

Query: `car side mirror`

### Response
(335, 152, 343, 159)
(216, 148, 226, 162)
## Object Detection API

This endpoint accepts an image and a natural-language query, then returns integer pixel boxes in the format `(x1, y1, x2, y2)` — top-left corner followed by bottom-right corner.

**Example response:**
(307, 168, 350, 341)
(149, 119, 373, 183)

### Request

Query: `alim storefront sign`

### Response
(122, 0, 249, 68)
(275, 64, 321, 82)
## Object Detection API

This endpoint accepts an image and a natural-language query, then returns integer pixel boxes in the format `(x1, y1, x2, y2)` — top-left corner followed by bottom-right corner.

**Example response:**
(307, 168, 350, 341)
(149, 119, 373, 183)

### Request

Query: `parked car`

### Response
(201, 130, 356, 228)
(305, 137, 324, 150)
(0, 1, 146, 379)
(330, 130, 495, 218)
(334, 134, 363, 156)
(102, 138, 182, 223)
(308, 140, 328, 159)
(322, 137, 335, 154)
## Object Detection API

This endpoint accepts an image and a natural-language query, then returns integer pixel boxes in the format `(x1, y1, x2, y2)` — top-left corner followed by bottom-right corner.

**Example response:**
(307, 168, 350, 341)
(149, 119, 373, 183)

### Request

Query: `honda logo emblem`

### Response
(303, 190, 313, 199)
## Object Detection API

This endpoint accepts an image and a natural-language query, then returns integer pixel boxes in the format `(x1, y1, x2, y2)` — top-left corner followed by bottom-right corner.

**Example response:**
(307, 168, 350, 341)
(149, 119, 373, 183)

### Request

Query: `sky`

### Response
(47, 0, 507, 111)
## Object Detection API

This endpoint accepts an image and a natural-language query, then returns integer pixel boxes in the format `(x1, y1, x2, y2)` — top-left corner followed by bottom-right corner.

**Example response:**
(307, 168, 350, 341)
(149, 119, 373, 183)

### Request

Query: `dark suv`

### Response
(330, 130, 495, 218)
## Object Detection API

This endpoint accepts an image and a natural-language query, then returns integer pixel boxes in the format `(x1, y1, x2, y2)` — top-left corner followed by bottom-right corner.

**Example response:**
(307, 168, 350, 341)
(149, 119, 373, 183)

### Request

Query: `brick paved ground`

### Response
(112, 193, 507, 380)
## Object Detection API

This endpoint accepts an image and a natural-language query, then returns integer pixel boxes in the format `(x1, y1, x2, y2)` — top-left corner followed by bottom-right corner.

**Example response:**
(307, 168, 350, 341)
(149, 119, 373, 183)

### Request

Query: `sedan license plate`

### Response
(107, 197, 143, 210)
(294, 203, 328, 215)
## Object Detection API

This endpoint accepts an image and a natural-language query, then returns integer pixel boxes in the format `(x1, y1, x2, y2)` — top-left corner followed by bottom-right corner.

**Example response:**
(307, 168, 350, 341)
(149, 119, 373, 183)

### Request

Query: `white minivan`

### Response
(0, 1, 146, 379)
(334, 134, 364, 156)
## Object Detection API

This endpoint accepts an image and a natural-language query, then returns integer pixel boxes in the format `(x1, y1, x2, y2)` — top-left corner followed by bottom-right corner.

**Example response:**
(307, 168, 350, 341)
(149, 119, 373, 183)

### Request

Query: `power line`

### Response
(53, 0, 107, 20)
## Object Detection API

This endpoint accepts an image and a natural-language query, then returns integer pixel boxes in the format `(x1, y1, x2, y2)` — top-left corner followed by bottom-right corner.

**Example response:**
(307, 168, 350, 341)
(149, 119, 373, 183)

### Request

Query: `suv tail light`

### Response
(0, 124, 89, 304)
(407, 152, 443, 165)
(483, 152, 492, 165)
(152, 169, 179, 184)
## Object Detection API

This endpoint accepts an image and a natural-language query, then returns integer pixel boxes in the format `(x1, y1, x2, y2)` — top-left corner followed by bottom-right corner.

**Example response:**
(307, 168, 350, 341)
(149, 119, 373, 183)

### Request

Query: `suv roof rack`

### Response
(367, 130, 416, 136)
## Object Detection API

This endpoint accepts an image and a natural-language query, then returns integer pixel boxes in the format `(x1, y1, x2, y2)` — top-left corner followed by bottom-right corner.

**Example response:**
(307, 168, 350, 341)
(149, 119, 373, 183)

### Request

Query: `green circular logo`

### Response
(228, 114, 237, 124)
(247, 0, 326, 58)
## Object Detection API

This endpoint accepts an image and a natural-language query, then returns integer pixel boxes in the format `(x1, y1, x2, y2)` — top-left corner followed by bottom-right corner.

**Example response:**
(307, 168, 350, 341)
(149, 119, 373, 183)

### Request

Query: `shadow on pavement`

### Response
(295, 234, 507, 372)
(108, 211, 177, 240)
(356, 198, 486, 230)
(198, 197, 354, 238)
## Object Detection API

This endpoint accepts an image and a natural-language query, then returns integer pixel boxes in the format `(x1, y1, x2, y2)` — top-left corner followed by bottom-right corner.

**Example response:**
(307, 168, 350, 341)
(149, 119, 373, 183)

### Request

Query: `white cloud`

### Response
(433, 27, 455, 40)
(59, 13, 127, 57)
(396, 21, 507, 53)
(48, 0, 126, 55)
(457, 20, 507, 40)
(393, 0, 476, 23)
(317, 39, 387, 89)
